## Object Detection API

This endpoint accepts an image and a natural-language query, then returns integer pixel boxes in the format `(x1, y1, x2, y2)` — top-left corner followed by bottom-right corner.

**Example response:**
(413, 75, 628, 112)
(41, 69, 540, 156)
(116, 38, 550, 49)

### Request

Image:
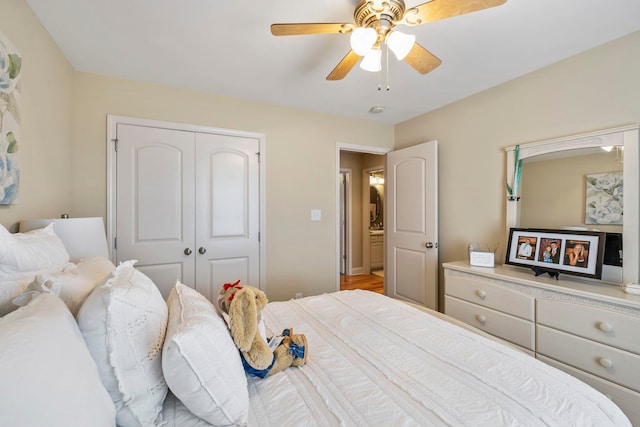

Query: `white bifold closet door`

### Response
(115, 123, 260, 301)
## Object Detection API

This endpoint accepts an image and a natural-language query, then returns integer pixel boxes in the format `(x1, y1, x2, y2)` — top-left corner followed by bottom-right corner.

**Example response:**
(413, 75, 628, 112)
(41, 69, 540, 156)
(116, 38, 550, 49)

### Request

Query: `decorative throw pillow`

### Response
(162, 281, 249, 426)
(25, 256, 116, 316)
(0, 223, 70, 275)
(0, 292, 116, 426)
(77, 260, 168, 427)
(0, 276, 33, 317)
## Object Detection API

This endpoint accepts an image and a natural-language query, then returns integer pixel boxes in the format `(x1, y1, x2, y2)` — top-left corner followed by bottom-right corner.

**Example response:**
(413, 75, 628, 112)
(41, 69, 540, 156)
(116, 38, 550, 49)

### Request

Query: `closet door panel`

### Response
(116, 124, 196, 293)
(195, 133, 260, 298)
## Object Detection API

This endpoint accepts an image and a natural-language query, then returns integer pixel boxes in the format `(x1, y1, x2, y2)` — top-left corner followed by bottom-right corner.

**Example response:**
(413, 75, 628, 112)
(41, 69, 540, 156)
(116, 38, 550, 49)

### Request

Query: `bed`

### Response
(162, 289, 630, 426)
(0, 224, 631, 426)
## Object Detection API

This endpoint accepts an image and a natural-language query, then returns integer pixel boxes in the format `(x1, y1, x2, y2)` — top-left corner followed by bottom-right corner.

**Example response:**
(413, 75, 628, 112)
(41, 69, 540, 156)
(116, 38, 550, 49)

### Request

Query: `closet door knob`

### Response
(184, 248, 192, 255)
(198, 247, 207, 254)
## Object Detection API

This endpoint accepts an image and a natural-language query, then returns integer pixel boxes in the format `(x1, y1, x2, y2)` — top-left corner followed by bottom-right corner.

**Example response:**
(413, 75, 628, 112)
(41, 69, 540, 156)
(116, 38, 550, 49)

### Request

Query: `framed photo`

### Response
(505, 228, 606, 279)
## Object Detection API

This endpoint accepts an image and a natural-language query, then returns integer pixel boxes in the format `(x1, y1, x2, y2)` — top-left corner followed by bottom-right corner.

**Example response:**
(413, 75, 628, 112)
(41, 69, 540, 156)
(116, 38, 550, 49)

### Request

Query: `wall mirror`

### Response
(505, 124, 639, 285)
(370, 185, 381, 224)
(369, 170, 384, 229)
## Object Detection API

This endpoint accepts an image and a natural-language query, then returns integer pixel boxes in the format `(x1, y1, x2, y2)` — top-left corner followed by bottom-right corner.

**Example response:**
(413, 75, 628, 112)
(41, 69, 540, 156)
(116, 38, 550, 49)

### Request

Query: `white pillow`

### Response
(163, 282, 248, 426)
(25, 256, 115, 316)
(0, 276, 33, 316)
(0, 292, 116, 426)
(77, 260, 168, 427)
(0, 223, 70, 275)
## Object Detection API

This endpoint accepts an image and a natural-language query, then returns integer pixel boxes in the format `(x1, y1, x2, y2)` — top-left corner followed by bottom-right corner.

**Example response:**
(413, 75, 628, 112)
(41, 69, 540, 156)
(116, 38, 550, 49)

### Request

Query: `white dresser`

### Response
(443, 261, 640, 425)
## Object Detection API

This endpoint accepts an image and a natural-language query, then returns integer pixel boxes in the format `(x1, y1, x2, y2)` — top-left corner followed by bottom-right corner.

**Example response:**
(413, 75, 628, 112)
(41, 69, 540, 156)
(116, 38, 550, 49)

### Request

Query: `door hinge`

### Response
(258, 231, 261, 242)
(112, 138, 119, 152)
(114, 237, 117, 250)
(256, 152, 260, 163)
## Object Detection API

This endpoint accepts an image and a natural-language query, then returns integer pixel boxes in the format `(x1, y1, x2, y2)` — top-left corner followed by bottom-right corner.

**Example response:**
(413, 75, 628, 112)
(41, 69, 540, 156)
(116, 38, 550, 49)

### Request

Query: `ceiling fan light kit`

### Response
(270, 0, 508, 81)
(386, 30, 415, 60)
(360, 48, 382, 72)
(350, 27, 377, 56)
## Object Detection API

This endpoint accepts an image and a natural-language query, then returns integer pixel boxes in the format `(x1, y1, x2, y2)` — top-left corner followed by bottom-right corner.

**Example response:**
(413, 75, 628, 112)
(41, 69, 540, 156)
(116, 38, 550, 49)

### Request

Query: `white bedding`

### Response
(164, 290, 631, 426)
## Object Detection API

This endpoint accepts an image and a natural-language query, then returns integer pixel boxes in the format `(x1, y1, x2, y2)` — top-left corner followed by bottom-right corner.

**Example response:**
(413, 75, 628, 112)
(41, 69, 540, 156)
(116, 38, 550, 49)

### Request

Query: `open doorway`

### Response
(337, 145, 389, 294)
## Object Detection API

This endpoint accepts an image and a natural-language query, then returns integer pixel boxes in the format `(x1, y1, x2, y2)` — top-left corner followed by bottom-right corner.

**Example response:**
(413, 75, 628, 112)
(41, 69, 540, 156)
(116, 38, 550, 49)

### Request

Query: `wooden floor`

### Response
(340, 273, 384, 294)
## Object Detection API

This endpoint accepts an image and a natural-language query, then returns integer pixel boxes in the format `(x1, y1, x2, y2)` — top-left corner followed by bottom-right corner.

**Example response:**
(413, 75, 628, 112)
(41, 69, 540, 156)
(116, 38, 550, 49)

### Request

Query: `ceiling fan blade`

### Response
(403, 0, 507, 26)
(326, 50, 362, 81)
(403, 43, 442, 75)
(271, 23, 353, 36)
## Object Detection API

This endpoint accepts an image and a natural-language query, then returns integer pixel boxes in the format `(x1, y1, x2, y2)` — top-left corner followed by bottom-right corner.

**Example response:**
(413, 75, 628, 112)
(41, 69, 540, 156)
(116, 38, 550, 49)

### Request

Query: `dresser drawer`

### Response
(537, 299, 640, 354)
(538, 355, 640, 427)
(445, 296, 535, 350)
(537, 325, 640, 392)
(445, 275, 534, 320)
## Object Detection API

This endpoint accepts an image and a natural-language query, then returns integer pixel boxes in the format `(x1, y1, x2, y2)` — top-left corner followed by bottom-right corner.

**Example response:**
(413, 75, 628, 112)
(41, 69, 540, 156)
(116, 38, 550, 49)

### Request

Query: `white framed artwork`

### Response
(585, 171, 623, 225)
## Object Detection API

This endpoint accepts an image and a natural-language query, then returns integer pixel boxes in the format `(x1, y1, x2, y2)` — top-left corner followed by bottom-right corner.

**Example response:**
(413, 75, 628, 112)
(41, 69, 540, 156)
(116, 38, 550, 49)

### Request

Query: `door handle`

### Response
(184, 248, 192, 255)
(198, 247, 207, 254)
(425, 242, 434, 249)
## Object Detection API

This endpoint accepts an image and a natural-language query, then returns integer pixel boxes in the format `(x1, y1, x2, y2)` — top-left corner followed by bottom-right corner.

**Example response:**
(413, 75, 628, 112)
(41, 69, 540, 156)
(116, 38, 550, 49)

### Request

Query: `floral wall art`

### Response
(0, 31, 22, 205)
(585, 171, 623, 225)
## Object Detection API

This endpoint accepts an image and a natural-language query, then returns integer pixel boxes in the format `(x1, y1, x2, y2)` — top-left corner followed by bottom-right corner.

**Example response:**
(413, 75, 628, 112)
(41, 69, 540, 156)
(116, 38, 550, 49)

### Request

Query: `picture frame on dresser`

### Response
(505, 228, 606, 279)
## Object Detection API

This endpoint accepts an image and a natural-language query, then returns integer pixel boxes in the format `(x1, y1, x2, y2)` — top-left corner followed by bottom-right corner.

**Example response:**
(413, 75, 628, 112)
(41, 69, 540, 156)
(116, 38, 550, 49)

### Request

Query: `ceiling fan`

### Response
(271, 0, 507, 81)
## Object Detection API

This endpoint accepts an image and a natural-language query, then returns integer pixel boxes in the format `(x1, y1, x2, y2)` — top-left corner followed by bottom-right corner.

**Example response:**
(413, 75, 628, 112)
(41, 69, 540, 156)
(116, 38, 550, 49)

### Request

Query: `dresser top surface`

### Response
(443, 261, 640, 309)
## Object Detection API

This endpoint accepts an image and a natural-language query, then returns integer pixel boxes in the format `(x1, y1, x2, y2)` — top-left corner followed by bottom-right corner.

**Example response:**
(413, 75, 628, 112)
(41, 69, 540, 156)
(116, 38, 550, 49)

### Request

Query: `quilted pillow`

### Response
(162, 281, 249, 426)
(77, 260, 168, 427)
(0, 223, 70, 275)
(0, 276, 33, 317)
(25, 256, 116, 316)
(0, 292, 115, 426)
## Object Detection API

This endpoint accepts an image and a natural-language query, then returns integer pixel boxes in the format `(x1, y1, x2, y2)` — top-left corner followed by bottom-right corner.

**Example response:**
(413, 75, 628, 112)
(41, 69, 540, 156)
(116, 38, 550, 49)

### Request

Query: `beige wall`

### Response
(71, 73, 394, 301)
(395, 31, 640, 306)
(0, 0, 74, 230)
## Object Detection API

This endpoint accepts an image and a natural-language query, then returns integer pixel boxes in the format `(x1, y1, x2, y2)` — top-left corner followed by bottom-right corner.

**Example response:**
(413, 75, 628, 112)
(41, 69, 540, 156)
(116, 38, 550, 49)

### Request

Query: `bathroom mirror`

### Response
(505, 124, 639, 285)
(370, 185, 382, 225)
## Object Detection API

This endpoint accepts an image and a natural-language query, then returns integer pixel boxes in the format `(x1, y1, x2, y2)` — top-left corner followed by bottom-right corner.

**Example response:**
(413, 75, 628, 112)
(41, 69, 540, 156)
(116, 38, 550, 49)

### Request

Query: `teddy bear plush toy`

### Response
(218, 280, 308, 378)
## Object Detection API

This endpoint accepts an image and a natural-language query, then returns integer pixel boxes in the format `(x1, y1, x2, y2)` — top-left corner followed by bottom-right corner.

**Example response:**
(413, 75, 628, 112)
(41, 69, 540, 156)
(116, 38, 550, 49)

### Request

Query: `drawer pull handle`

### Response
(476, 315, 487, 324)
(598, 358, 613, 368)
(598, 322, 613, 333)
(476, 290, 487, 300)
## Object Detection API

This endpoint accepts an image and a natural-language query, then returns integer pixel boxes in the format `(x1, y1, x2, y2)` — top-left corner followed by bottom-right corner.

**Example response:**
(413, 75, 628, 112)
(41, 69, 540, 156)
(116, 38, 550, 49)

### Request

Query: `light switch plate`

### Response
(311, 209, 321, 221)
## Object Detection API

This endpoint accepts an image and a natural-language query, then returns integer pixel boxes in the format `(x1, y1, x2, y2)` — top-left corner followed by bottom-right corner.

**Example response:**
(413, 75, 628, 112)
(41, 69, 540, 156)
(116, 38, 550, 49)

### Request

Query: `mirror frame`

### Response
(505, 124, 639, 285)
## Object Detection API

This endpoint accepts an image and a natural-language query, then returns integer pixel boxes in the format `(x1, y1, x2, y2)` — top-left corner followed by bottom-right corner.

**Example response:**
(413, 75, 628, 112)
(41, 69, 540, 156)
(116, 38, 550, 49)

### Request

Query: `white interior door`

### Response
(194, 133, 260, 301)
(116, 124, 196, 298)
(386, 141, 438, 310)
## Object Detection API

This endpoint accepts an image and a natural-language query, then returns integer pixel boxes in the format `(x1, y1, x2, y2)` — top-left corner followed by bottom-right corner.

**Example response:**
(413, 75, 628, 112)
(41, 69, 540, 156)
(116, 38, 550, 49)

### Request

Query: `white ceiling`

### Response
(25, 0, 640, 125)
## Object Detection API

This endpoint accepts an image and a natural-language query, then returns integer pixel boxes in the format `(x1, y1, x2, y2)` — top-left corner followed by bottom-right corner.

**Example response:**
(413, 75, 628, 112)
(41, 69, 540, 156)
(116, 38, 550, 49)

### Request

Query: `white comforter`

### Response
(164, 290, 631, 426)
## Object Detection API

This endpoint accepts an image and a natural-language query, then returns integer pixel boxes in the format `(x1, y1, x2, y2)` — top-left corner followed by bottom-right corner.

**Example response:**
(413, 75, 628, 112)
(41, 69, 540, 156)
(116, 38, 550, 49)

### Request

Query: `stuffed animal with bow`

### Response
(218, 280, 308, 378)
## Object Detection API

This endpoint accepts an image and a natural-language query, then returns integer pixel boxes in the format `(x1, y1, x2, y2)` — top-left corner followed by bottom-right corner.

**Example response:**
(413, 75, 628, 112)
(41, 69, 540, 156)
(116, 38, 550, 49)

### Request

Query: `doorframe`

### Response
(339, 169, 352, 275)
(106, 115, 268, 290)
(336, 143, 392, 291)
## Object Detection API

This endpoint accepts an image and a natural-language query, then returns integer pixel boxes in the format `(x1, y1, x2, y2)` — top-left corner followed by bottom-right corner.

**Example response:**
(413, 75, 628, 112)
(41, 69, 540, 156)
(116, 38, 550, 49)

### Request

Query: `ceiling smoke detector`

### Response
(369, 106, 385, 114)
